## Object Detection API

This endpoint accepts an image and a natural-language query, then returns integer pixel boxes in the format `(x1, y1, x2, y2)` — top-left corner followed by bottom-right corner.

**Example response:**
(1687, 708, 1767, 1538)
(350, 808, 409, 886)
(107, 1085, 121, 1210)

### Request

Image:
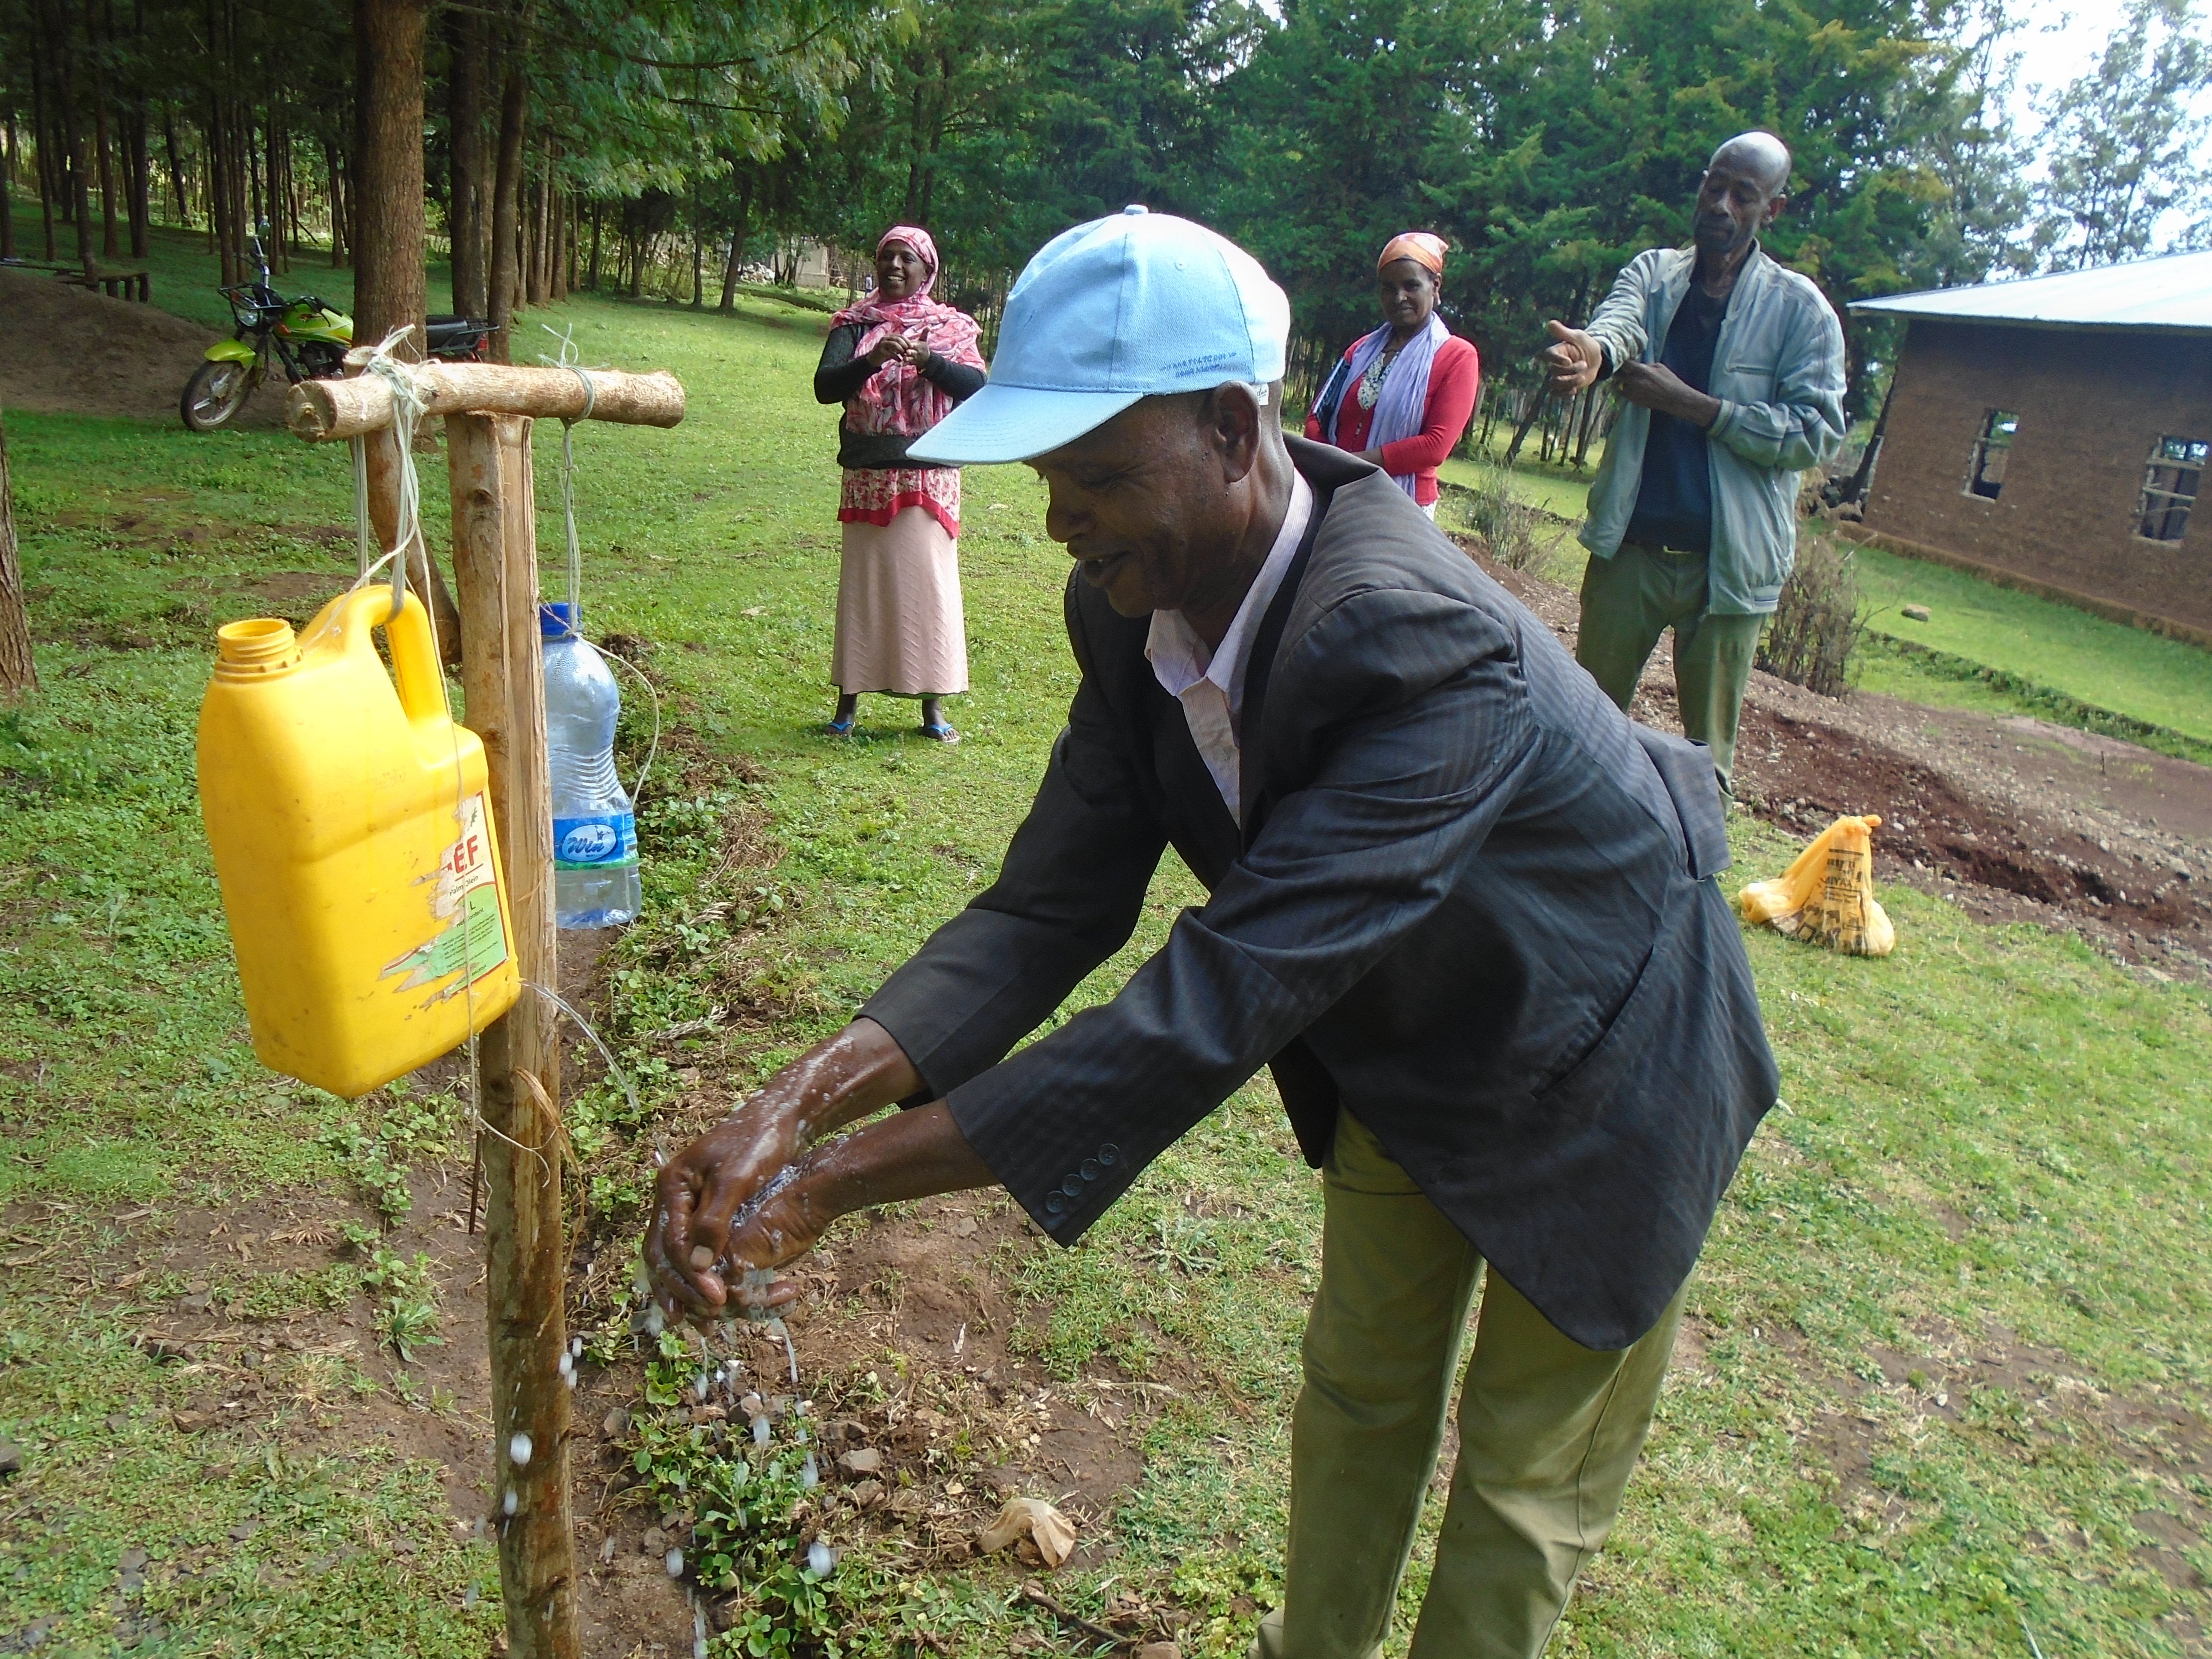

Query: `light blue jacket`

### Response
(1578, 245, 1847, 615)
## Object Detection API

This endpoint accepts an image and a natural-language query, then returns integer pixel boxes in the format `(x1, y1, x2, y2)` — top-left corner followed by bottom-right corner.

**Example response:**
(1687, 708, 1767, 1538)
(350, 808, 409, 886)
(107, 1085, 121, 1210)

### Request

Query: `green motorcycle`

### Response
(180, 237, 493, 431)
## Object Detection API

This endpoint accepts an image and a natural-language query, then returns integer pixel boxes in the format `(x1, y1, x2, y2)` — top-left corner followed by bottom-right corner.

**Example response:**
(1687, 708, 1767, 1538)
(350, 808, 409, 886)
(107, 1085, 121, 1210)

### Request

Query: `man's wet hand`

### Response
(644, 1109, 800, 1319)
(1542, 321, 1603, 396)
(635, 1018, 925, 1323)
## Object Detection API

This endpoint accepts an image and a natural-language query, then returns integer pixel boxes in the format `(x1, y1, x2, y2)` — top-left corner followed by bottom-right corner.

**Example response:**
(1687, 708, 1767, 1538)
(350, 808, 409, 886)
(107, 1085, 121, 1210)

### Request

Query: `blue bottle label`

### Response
(553, 812, 638, 871)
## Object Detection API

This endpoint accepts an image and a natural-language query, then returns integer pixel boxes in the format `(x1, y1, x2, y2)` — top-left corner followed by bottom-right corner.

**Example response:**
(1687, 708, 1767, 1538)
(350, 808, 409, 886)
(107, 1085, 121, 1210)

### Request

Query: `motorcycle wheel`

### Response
(180, 359, 256, 431)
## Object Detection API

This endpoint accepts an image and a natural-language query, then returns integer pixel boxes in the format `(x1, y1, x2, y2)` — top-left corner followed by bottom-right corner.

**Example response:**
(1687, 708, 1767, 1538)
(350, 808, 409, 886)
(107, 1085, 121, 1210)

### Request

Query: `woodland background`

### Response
(1, 0, 2209, 446)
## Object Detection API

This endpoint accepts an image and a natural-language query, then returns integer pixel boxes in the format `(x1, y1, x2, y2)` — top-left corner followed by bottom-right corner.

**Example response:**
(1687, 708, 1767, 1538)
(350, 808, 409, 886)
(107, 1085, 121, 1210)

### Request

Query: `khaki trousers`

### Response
(1252, 1112, 1688, 1659)
(1575, 541, 1764, 794)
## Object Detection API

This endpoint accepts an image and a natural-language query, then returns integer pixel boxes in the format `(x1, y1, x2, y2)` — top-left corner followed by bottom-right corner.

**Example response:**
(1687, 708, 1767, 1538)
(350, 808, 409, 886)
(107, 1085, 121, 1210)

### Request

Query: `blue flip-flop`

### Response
(824, 714, 857, 736)
(920, 721, 960, 745)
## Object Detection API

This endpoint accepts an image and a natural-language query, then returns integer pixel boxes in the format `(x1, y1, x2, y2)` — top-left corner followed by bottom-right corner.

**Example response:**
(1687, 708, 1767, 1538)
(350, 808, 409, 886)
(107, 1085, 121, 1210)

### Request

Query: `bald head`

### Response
(1692, 132, 1791, 266)
(1709, 131, 1792, 192)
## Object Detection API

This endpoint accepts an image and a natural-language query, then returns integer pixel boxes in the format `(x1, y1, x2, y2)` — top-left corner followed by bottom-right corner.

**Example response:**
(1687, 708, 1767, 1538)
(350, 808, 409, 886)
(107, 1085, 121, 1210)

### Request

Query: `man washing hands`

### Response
(643, 207, 1777, 1659)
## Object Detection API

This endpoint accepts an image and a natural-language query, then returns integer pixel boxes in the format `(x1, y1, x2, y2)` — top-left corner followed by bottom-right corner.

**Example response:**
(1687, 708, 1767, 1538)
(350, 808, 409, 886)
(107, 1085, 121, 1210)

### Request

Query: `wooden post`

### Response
(291, 362, 681, 1659)
(448, 411, 574, 1657)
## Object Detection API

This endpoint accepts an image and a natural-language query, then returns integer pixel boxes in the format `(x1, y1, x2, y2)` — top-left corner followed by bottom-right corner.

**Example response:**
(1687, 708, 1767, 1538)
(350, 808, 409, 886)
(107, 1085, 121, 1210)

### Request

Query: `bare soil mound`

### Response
(0, 265, 286, 425)
(1462, 541, 2212, 980)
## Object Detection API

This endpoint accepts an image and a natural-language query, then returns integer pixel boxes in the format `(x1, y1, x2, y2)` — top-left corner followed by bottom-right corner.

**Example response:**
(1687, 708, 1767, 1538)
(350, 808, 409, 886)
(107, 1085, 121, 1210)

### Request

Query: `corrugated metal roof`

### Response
(1848, 249, 2212, 333)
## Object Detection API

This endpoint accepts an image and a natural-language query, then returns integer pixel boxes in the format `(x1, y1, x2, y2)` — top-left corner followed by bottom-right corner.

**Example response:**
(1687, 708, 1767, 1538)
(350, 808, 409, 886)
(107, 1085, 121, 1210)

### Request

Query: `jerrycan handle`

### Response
(334, 585, 451, 727)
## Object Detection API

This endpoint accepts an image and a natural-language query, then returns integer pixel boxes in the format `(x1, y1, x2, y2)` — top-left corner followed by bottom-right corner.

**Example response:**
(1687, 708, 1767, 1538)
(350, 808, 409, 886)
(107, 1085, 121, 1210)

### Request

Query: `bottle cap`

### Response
(539, 602, 578, 639)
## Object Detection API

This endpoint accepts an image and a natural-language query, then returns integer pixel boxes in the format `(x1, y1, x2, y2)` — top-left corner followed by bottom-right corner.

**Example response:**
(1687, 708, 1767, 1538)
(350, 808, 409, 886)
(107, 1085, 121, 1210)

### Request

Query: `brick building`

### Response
(1849, 251, 2212, 637)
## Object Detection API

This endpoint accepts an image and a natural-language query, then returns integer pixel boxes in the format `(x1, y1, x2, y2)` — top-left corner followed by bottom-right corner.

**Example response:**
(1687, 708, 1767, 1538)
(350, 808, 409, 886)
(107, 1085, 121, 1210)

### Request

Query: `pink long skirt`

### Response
(831, 506, 969, 696)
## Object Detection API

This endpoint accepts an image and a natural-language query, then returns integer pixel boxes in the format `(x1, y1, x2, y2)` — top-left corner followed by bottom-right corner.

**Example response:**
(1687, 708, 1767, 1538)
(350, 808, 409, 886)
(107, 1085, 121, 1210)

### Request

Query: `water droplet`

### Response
(801, 1453, 819, 1489)
(557, 1352, 573, 1378)
(463, 1584, 478, 1610)
(665, 1547, 684, 1578)
(571, 1335, 585, 1357)
(502, 1489, 518, 1516)
(509, 1432, 533, 1468)
(751, 1416, 769, 1447)
(644, 1305, 666, 1337)
(807, 1540, 835, 1578)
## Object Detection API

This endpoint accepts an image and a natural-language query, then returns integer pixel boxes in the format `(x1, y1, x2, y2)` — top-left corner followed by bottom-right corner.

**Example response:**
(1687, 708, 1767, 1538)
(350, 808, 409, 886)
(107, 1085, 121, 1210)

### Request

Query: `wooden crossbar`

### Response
(285, 360, 685, 442)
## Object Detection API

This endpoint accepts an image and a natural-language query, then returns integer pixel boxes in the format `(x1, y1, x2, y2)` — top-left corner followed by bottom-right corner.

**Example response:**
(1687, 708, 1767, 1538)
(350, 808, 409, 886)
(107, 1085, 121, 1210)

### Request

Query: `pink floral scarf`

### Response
(830, 226, 987, 441)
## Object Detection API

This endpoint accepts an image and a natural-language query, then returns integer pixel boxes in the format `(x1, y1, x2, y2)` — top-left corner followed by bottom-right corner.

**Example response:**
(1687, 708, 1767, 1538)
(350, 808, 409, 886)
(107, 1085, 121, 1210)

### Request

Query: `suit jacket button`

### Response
(1079, 1158, 1100, 1181)
(1098, 1143, 1119, 1166)
(1045, 1192, 1066, 1215)
(1061, 1176, 1083, 1197)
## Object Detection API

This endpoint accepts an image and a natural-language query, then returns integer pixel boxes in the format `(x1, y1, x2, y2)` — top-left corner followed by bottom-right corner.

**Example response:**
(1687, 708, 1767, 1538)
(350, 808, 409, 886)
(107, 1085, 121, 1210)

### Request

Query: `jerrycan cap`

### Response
(540, 602, 579, 639)
(215, 617, 302, 678)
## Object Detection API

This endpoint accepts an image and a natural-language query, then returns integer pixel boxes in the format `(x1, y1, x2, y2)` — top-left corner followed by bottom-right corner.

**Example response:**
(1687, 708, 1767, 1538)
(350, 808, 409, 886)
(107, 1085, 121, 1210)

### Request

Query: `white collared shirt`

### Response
(1144, 472, 1315, 821)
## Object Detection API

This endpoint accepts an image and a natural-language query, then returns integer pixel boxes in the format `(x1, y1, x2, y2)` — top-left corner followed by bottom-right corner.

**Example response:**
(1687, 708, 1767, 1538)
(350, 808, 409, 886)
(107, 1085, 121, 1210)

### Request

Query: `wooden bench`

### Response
(0, 259, 151, 302)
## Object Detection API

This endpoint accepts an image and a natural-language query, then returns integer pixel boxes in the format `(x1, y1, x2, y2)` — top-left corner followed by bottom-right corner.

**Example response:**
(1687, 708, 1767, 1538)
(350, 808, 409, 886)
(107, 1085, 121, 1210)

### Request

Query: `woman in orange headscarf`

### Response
(814, 225, 989, 741)
(1306, 232, 1481, 517)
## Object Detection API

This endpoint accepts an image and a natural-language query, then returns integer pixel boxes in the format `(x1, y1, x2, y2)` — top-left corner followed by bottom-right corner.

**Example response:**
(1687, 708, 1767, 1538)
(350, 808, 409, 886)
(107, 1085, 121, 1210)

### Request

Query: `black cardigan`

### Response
(816, 322, 988, 471)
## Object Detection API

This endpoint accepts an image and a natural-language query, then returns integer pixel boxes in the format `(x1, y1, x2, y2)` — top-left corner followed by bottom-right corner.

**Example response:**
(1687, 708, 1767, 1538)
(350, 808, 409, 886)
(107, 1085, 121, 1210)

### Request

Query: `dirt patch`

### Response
(1465, 546, 2212, 979)
(0, 266, 288, 427)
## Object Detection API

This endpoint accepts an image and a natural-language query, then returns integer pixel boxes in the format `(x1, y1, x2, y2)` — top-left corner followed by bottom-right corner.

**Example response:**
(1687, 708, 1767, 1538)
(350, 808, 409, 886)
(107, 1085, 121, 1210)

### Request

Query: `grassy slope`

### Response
(2, 243, 2209, 1655)
(1849, 545, 2212, 746)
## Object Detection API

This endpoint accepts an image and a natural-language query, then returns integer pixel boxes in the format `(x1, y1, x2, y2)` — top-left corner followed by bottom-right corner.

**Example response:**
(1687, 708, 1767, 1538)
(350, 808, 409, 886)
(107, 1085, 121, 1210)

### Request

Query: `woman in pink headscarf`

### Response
(814, 225, 989, 741)
(1306, 232, 1481, 518)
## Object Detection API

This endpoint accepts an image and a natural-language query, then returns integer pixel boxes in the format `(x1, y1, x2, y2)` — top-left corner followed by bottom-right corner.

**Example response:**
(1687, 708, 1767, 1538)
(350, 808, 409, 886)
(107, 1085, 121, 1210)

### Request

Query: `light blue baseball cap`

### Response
(907, 206, 1291, 466)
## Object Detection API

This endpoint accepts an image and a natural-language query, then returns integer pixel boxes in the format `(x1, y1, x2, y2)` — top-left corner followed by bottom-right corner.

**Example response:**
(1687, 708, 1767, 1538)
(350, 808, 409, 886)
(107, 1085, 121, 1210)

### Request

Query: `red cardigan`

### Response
(1305, 334, 1480, 506)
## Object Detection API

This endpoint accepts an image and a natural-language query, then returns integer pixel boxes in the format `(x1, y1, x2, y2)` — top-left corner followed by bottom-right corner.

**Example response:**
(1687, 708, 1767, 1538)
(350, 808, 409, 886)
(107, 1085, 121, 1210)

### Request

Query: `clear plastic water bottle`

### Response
(541, 603, 640, 928)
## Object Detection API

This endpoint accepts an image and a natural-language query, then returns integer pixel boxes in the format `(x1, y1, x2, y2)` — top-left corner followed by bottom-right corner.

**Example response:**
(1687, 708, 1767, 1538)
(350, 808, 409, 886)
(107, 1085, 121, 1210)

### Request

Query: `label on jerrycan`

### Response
(381, 793, 512, 997)
(553, 812, 638, 871)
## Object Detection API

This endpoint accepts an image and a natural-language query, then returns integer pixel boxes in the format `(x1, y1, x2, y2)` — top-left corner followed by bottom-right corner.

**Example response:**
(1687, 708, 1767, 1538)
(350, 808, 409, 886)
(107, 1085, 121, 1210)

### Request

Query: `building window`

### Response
(1965, 409, 2017, 500)
(2136, 435, 2206, 544)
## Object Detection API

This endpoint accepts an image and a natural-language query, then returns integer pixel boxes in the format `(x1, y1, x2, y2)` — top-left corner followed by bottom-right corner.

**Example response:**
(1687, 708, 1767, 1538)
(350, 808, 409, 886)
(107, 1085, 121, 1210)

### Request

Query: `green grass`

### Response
(4, 222, 2211, 1655)
(1847, 544, 2212, 750)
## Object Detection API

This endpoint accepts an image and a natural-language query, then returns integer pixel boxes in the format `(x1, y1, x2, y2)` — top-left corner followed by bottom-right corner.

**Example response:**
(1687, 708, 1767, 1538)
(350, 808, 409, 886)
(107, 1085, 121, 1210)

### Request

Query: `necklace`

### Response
(1355, 348, 1398, 411)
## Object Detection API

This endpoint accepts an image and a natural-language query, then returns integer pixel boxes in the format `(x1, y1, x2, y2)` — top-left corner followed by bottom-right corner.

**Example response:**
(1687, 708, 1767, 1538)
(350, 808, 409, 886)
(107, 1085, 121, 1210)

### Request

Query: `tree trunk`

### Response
(162, 106, 188, 225)
(264, 113, 288, 270)
(486, 19, 527, 363)
(32, 66, 57, 260)
(447, 0, 486, 316)
(35, 0, 97, 275)
(1501, 391, 1543, 466)
(586, 198, 600, 291)
(126, 105, 150, 255)
(352, 0, 430, 358)
(0, 120, 15, 261)
(690, 212, 702, 308)
(95, 85, 118, 258)
(0, 411, 36, 698)
(717, 173, 750, 310)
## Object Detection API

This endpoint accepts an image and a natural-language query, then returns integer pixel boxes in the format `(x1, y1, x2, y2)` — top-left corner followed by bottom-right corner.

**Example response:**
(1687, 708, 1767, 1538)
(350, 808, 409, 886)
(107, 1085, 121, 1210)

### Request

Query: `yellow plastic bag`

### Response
(1736, 814, 1896, 957)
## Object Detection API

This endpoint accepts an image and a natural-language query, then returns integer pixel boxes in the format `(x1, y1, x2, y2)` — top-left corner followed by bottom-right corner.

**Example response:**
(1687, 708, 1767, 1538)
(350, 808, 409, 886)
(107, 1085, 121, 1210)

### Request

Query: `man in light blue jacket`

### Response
(1542, 132, 1846, 793)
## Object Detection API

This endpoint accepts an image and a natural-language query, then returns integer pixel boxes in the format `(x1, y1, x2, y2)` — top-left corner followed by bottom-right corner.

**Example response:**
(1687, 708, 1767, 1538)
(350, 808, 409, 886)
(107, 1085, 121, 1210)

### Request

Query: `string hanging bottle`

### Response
(541, 602, 641, 928)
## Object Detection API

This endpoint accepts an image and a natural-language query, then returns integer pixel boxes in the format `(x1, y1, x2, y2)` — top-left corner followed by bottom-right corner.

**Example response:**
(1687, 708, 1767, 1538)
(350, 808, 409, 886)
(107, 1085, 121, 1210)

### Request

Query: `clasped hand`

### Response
(865, 331, 930, 369)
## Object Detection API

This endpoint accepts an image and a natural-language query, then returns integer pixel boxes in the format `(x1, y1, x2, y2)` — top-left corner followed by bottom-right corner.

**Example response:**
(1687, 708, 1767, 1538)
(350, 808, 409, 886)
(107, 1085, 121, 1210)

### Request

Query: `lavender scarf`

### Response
(1321, 312, 1449, 499)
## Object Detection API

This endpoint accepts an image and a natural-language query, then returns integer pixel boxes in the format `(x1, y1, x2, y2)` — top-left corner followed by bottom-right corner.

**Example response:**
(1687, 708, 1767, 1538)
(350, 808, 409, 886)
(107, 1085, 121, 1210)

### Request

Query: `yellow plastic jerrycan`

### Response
(197, 584, 521, 1097)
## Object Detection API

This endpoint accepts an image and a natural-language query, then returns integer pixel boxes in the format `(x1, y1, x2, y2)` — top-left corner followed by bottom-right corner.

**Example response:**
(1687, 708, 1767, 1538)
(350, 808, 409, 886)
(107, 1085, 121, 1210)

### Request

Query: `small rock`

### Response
(169, 1410, 210, 1434)
(601, 1407, 629, 1438)
(850, 1479, 886, 1509)
(1901, 604, 1930, 622)
(118, 1546, 149, 1594)
(178, 1292, 213, 1315)
(641, 1528, 667, 1555)
(837, 1447, 882, 1475)
(0, 1437, 21, 1478)
(1135, 1646, 1184, 1659)
(227, 1520, 259, 1542)
(951, 1217, 978, 1238)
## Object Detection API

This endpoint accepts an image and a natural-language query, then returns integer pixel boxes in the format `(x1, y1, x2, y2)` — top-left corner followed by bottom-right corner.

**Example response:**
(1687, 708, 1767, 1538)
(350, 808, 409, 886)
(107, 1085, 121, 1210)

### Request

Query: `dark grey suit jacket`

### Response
(862, 437, 1777, 1349)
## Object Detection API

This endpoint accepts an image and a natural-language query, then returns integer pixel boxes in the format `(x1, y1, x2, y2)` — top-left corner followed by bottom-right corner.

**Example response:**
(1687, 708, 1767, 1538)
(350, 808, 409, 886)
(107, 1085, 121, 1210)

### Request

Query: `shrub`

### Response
(1446, 462, 1556, 573)
(1758, 533, 1865, 698)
